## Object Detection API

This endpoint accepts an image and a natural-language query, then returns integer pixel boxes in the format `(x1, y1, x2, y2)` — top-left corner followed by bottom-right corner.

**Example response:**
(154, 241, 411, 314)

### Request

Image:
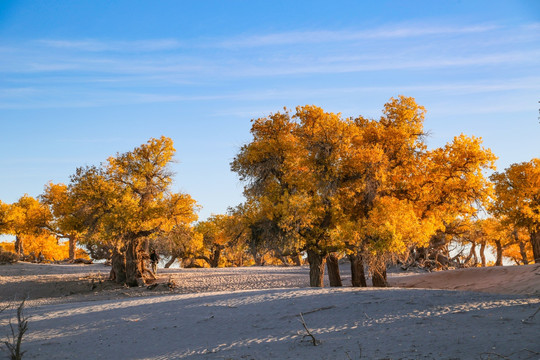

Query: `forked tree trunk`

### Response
(519, 242, 529, 265)
(531, 230, 540, 264)
(326, 253, 342, 287)
(349, 252, 367, 287)
(495, 240, 503, 266)
(307, 249, 327, 287)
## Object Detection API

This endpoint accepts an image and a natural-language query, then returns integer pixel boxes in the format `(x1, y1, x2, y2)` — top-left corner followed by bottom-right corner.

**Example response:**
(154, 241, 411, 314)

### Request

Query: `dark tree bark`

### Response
(307, 248, 327, 287)
(326, 253, 342, 287)
(68, 235, 76, 261)
(531, 230, 540, 264)
(349, 252, 367, 287)
(494, 240, 503, 266)
(210, 245, 222, 267)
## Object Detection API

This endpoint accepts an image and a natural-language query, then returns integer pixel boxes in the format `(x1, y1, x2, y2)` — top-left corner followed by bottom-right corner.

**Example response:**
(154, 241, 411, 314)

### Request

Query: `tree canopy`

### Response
(232, 96, 497, 286)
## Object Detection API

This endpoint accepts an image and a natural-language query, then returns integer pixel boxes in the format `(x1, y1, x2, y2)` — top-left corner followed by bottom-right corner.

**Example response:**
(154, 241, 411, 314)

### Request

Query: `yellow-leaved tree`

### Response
(233, 96, 496, 287)
(40, 182, 85, 260)
(1, 195, 51, 258)
(68, 136, 199, 286)
(490, 158, 540, 263)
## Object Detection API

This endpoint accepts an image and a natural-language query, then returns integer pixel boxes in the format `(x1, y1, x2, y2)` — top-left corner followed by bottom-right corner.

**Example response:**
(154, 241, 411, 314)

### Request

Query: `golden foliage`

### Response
(232, 96, 497, 266)
(491, 158, 540, 230)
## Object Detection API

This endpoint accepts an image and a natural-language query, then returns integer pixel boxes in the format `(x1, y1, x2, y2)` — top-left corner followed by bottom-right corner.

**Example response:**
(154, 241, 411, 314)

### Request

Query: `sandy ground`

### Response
(0, 262, 539, 359)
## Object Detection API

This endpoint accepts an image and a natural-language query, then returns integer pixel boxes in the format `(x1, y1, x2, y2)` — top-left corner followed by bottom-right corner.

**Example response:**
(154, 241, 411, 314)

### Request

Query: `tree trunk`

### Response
(291, 253, 302, 266)
(463, 242, 476, 267)
(125, 240, 144, 286)
(14, 235, 23, 257)
(479, 241, 486, 267)
(371, 262, 388, 287)
(531, 230, 540, 264)
(495, 240, 503, 266)
(210, 246, 221, 268)
(307, 249, 326, 287)
(518, 241, 529, 265)
(326, 253, 342, 287)
(110, 249, 126, 283)
(349, 252, 367, 287)
(164, 256, 176, 268)
(68, 236, 76, 261)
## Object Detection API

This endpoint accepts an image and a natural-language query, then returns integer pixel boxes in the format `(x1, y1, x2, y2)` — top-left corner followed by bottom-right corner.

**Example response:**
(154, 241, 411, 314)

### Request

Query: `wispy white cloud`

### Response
(37, 39, 183, 52)
(0, 21, 537, 113)
(1, 76, 538, 110)
(218, 24, 499, 48)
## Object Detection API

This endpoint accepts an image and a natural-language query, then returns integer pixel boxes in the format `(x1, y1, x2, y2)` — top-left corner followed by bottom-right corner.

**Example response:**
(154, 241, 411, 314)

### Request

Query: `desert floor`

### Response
(1, 262, 539, 359)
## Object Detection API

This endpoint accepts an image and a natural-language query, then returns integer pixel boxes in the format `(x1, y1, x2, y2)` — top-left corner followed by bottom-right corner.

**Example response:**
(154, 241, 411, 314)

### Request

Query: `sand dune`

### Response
(388, 263, 540, 295)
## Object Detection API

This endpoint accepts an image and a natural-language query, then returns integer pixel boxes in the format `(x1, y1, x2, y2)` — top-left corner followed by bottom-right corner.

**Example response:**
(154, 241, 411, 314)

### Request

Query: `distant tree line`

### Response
(0, 97, 538, 287)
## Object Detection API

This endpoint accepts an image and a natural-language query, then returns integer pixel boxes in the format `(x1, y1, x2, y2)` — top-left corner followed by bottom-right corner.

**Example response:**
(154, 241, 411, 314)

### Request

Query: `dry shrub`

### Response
(0, 248, 18, 265)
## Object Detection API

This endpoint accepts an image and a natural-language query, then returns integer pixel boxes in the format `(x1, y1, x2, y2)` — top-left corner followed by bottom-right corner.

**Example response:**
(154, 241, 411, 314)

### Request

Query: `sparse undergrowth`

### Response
(0, 250, 18, 265)
(2, 299, 29, 360)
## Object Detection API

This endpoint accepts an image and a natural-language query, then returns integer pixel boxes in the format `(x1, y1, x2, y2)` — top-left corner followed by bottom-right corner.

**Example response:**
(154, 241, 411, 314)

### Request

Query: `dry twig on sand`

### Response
(2, 299, 29, 360)
(298, 312, 321, 346)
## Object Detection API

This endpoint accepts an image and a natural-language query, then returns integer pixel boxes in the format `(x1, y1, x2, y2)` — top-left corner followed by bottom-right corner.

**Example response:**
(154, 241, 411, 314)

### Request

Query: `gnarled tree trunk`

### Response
(326, 253, 342, 287)
(125, 239, 145, 286)
(307, 248, 327, 287)
(109, 248, 126, 284)
(371, 260, 388, 287)
(349, 252, 367, 287)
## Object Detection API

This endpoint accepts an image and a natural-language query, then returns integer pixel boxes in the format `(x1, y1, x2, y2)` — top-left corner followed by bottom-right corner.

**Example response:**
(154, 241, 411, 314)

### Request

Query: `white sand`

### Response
(1, 263, 539, 359)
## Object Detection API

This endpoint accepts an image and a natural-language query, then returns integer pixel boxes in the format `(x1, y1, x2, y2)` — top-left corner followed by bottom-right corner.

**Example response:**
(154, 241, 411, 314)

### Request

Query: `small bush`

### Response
(0, 249, 18, 265)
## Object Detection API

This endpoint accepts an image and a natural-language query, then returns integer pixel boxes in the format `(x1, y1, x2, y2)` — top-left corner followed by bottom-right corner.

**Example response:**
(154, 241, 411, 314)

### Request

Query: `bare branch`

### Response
(298, 312, 321, 346)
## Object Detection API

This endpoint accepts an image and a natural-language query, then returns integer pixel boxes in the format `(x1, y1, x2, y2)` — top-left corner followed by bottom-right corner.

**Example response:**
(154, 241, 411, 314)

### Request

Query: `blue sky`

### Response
(0, 0, 539, 221)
